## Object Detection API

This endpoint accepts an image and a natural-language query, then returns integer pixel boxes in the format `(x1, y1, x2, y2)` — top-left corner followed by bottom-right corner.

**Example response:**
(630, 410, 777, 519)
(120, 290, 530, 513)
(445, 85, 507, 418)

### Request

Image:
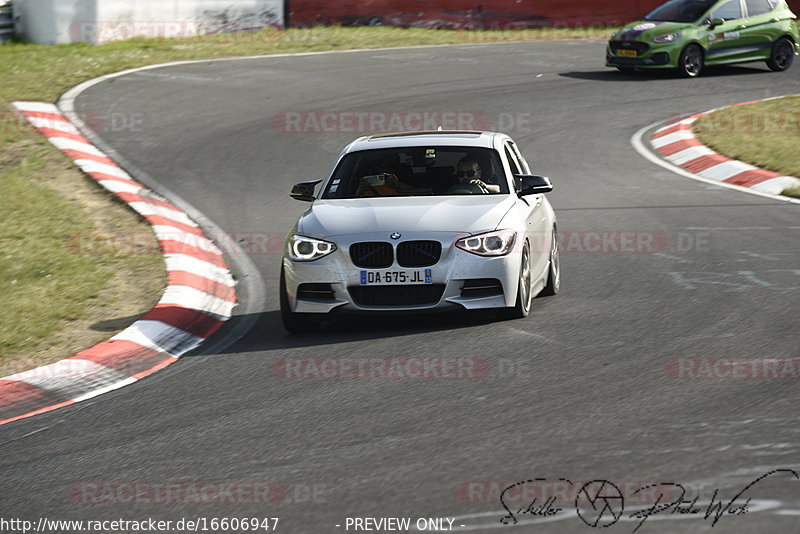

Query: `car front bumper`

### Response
(282, 231, 524, 315)
(606, 40, 678, 68)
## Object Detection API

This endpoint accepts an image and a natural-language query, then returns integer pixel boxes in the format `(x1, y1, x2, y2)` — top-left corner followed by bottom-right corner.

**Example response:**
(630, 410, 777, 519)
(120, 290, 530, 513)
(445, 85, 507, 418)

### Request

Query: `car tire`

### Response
(767, 37, 795, 72)
(280, 267, 321, 334)
(678, 44, 704, 78)
(540, 227, 560, 297)
(500, 243, 532, 320)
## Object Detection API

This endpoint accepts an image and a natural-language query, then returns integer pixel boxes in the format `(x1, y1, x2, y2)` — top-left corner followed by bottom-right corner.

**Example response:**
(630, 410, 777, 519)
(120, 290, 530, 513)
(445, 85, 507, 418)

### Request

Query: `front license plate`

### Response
(360, 269, 433, 285)
(618, 49, 638, 57)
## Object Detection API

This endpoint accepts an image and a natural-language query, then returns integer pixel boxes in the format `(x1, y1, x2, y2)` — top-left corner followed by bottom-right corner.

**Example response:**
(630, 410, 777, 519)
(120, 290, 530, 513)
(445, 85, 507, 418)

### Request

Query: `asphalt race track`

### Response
(2, 40, 799, 533)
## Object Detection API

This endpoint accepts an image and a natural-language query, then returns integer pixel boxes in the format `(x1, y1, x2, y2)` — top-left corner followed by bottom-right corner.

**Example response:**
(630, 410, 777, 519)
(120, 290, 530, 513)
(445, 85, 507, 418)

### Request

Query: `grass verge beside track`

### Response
(0, 25, 616, 375)
(692, 96, 800, 199)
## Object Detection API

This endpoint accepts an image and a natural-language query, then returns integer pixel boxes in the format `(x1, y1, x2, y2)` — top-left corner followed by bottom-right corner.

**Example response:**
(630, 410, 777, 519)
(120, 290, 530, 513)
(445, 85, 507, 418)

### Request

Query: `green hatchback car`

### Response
(606, 0, 799, 76)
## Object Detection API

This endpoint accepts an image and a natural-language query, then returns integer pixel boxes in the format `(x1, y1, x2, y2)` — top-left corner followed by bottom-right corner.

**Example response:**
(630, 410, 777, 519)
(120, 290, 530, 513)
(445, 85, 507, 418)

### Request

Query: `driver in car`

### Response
(455, 158, 500, 193)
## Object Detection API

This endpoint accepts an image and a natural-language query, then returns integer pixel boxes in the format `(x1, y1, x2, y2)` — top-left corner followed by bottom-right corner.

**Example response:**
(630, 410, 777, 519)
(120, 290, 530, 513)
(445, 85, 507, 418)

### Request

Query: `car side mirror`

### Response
(708, 17, 725, 28)
(515, 174, 553, 196)
(290, 180, 323, 202)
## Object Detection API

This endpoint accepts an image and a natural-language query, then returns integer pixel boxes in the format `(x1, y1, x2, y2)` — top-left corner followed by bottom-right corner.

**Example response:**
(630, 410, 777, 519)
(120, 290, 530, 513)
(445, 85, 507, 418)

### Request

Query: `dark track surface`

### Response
(2, 41, 799, 533)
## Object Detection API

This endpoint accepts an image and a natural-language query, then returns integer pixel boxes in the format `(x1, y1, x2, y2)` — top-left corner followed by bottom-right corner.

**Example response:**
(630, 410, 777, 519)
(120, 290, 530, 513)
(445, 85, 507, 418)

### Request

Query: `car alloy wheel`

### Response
(767, 38, 795, 72)
(500, 244, 532, 319)
(679, 44, 703, 78)
(540, 227, 560, 296)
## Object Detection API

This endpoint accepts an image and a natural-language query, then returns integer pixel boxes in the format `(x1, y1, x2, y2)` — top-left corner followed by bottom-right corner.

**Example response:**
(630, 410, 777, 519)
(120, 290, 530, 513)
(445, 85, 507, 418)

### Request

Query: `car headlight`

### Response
(455, 230, 517, 257)
(653, 32, 680, 43)
(287, 235, 337, 262)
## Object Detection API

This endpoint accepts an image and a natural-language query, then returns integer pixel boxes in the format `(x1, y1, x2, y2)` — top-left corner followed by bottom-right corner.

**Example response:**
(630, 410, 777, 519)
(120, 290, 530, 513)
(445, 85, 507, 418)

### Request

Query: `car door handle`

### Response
(736, 25, 746, 29)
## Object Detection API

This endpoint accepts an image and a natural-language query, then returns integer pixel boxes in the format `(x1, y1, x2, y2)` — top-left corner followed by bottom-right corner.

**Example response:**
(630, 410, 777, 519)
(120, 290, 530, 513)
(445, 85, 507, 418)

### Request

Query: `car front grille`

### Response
(348, 284, 446, 307)
(397, 241, 442, 267)
(610, 40, 650, 55)
(350, 242, 393, 268)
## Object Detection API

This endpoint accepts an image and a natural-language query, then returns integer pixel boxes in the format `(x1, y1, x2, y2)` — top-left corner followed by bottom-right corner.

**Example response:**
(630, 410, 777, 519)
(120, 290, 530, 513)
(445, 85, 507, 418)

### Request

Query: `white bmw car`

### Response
(280, 131, 559, 333)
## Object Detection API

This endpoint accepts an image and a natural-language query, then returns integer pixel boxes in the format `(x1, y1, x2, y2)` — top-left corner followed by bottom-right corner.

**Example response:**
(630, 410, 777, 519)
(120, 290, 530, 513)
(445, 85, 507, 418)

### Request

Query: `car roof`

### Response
(345, 131, 507, 153)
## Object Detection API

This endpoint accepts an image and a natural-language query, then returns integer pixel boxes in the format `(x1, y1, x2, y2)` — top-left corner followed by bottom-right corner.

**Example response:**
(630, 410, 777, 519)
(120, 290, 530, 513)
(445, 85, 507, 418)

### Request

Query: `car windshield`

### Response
(321, 146, 509, 199)
(644, 0, 718, 22)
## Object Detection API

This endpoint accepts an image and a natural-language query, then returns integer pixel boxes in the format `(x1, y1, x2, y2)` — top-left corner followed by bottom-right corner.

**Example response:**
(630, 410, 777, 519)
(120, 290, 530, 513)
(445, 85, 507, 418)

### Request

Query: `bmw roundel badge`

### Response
(390, 233, 401, 240)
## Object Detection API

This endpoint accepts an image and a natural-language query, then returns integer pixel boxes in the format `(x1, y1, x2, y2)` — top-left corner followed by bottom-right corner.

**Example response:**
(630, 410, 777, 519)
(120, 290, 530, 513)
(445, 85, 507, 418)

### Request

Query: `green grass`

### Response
(0, 25, 615, 367)
(693, 96, 800, 198)
(0, 163, 111, 355)
(0, 136, 167, 363)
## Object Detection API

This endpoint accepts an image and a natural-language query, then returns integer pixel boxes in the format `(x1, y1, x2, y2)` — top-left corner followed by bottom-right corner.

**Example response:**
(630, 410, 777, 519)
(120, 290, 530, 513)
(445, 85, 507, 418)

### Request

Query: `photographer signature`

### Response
(499, 468, 798, 532)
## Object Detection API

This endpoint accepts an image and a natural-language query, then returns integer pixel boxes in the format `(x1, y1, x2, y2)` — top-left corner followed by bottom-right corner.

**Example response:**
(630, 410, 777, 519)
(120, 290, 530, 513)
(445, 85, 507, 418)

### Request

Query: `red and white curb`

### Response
(0, 102, 237, 425)
(650, 101, 800, 196)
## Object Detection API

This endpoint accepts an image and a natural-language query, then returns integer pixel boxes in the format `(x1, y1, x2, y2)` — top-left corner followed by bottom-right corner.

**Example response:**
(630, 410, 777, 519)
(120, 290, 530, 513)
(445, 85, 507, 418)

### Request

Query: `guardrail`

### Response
(285, 0, 800, 28)
(0, 1, 13, 43)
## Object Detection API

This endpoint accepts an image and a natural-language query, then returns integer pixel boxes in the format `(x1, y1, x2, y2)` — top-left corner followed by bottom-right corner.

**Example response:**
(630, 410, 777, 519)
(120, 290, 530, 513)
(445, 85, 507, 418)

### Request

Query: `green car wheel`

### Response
(767, 37, 796, 71)
(679, 44, 704, 77)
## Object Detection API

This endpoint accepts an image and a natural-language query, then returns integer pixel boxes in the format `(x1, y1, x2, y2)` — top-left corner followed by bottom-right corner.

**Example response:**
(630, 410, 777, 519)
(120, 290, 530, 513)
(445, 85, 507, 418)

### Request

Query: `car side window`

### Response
(745, 0, 775, 16)
(504, 145, 521, 176)
(711, 0, 743, 20)
(508, 141, 531, 174)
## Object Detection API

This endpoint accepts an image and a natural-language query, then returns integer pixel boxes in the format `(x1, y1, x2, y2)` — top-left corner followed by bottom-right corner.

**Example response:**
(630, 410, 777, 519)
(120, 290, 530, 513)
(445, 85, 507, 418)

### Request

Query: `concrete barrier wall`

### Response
(13, 0, 283, 44)
(286, 0, 800, 28)
(0, 1, 13, 43)
(286, 0, 664, 28)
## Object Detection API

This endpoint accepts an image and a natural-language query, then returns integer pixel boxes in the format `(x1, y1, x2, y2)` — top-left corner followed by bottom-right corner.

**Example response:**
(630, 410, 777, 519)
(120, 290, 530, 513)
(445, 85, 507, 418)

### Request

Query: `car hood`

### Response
(298, 196, 517, 237)
(617, 20, 692, 41)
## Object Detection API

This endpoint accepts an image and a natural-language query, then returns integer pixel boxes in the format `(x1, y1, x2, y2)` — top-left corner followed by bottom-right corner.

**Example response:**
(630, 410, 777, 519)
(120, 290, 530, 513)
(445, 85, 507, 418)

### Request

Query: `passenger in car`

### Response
(357, 158, 413, 197)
